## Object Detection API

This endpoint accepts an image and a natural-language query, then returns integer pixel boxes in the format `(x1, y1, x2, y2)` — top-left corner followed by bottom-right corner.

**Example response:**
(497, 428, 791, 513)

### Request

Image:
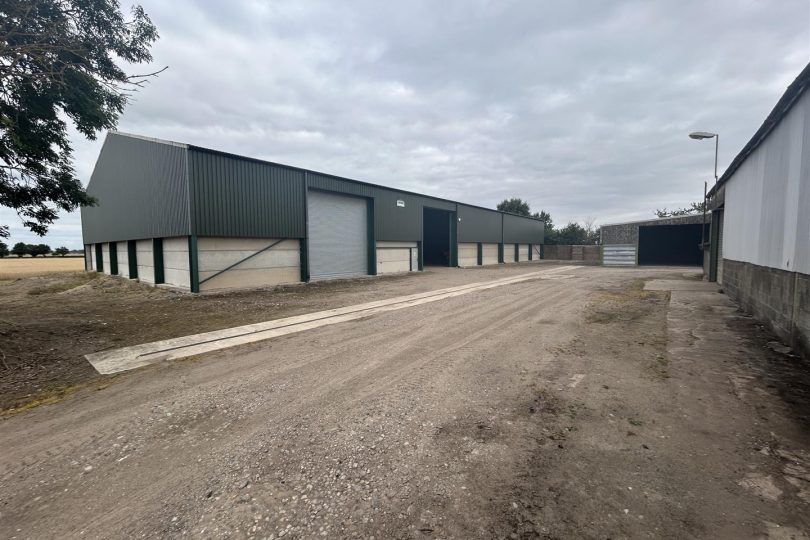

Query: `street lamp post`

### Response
(689, 131, 719, 264)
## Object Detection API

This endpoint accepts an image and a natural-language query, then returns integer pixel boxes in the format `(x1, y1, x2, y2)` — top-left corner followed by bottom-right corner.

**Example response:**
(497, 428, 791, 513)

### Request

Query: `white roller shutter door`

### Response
(717, 210, 724, 285)
(308, 190, 368, 280)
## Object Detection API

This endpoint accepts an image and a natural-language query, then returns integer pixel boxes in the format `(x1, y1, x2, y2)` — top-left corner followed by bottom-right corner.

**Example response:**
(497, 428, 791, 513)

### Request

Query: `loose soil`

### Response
(1, 265, 809, 539)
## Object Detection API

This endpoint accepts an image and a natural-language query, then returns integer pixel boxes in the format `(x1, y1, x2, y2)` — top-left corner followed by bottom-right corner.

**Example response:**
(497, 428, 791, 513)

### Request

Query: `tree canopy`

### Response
(654, 201, 706, 218)
(0, 0, 160, 238)
(495, 197, 598, 245)
(496, 197, 531, 216)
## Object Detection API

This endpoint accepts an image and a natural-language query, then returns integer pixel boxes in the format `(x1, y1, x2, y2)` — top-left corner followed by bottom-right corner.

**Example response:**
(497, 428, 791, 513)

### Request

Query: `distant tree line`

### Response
(0, 241, 71, 258)
(496, 198, 600, 245)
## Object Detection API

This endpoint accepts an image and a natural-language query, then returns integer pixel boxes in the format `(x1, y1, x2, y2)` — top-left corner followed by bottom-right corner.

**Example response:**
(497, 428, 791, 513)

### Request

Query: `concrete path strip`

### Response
(86, 265, 581, 374)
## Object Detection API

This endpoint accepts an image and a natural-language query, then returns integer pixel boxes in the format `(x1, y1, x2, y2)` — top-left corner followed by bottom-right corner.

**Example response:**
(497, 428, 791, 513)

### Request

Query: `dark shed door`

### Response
(638, 224, 703, 266)
(307, 190, 368, 280)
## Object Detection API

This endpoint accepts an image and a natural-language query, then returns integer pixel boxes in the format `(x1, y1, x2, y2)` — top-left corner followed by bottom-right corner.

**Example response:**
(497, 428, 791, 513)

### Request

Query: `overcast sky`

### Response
(3, 0, 809, 249)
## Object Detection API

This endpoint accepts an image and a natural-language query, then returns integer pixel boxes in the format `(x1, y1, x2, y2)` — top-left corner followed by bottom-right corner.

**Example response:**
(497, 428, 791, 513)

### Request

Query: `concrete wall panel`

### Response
(101, 243, 111, 274)
(457, 242, 478, 267)
(117, 243, 129, 278)
(482, 243, 499, 265)
(136, 239, 155, 284)
(198, 237, 300, 292)
(502, 244, 516, 263)
(376, 241, 416, 274)
(162, 236, 190, 290)
(518, 244, 529, 262)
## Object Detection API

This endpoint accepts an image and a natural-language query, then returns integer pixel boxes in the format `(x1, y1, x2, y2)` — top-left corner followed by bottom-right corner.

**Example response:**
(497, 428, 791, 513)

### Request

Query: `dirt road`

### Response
(1, 265, 809, 539)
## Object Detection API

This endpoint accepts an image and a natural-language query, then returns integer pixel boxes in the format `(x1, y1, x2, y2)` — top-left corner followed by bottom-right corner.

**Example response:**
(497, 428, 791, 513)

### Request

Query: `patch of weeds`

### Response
(1, 375, 119, 415)
(628, 418, 643, 427)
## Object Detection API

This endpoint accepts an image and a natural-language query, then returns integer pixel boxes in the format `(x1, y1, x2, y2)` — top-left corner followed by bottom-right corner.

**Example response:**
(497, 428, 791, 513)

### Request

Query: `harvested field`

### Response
(0, 257, 84, 278)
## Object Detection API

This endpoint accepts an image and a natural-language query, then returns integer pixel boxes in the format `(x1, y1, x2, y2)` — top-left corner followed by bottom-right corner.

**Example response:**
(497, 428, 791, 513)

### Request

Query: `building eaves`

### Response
(708, 61, 810, 197)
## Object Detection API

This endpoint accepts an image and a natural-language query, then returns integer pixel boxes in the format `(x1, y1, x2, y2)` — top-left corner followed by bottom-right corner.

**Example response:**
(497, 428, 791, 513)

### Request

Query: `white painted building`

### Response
(708, 62, 810, 356)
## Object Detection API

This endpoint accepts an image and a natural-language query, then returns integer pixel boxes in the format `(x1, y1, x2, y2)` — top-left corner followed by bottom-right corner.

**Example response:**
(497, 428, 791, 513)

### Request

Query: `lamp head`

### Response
(689, 131, 717, 140)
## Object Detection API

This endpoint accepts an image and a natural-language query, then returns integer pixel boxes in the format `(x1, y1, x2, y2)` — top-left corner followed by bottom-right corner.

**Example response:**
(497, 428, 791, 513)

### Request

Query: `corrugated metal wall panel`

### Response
(189, 149, 306, 238)
(603, 244, 636, 266)
(724, 88, 810, 275)
(81, 133, 190, 244)
(503, 214, 544, 243)
(457, 204, 502, 243)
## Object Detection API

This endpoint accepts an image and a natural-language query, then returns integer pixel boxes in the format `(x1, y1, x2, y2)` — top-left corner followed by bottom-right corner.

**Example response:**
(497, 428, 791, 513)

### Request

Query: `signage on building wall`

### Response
(396, 200, 405, 207)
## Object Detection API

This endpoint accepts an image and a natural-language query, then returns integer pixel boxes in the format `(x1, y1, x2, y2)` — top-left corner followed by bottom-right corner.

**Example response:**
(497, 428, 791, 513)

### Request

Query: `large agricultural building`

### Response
(81, 132, 545, 292)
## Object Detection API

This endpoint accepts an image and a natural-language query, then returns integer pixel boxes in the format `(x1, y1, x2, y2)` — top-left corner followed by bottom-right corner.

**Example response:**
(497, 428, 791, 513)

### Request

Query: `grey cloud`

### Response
(3, 0, 807, 248)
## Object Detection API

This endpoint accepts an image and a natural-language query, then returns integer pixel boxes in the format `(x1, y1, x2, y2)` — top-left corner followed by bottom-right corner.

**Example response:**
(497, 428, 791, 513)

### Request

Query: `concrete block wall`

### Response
(457, 242, 478, 267)
(101, 243, 111, 274)
(198, 237, 300, 292)
(136, 239, 155, 284)
(722, 259, 809, 358)
(162, 237, 190, 290)
(376, 241, 417, 274)
(482, 243, 499, 265)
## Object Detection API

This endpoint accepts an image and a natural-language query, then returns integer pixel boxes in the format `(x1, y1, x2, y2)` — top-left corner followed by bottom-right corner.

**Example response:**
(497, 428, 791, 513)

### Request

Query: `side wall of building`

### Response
(82, 133, 191, 244)
(721, 89, 810, 356)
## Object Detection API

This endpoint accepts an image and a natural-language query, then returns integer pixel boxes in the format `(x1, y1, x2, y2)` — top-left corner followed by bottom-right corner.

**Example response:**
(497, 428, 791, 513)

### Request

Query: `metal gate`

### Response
(717, 210, 724, 285)
(307, 190, 368, 280)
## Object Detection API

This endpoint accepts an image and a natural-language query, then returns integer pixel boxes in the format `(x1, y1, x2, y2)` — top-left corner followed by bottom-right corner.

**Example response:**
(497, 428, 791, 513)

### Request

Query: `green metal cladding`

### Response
(82, 132, 545, 247)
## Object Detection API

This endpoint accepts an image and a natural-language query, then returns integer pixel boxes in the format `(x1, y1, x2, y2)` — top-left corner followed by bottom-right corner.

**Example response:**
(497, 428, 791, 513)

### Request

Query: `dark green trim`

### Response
(95, 244, 103, 272)
(301, 172, 310, 282)
(153, 238, 164, 284)
(449, 212, 458, 267)
(109, 242, 118, 275)
(477, 242, 483, 265)
(188, 235, 199, 293)
(528, 243, 533, 261)
(299, 238, 309, 282)
(540, 244, 545, 259)
(498, 243, 504, 263)
(514, 243, 519, 262)
(127, 241, 138, 279)
(367, 198, 377, 275)
(417, 241, 424, 271)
